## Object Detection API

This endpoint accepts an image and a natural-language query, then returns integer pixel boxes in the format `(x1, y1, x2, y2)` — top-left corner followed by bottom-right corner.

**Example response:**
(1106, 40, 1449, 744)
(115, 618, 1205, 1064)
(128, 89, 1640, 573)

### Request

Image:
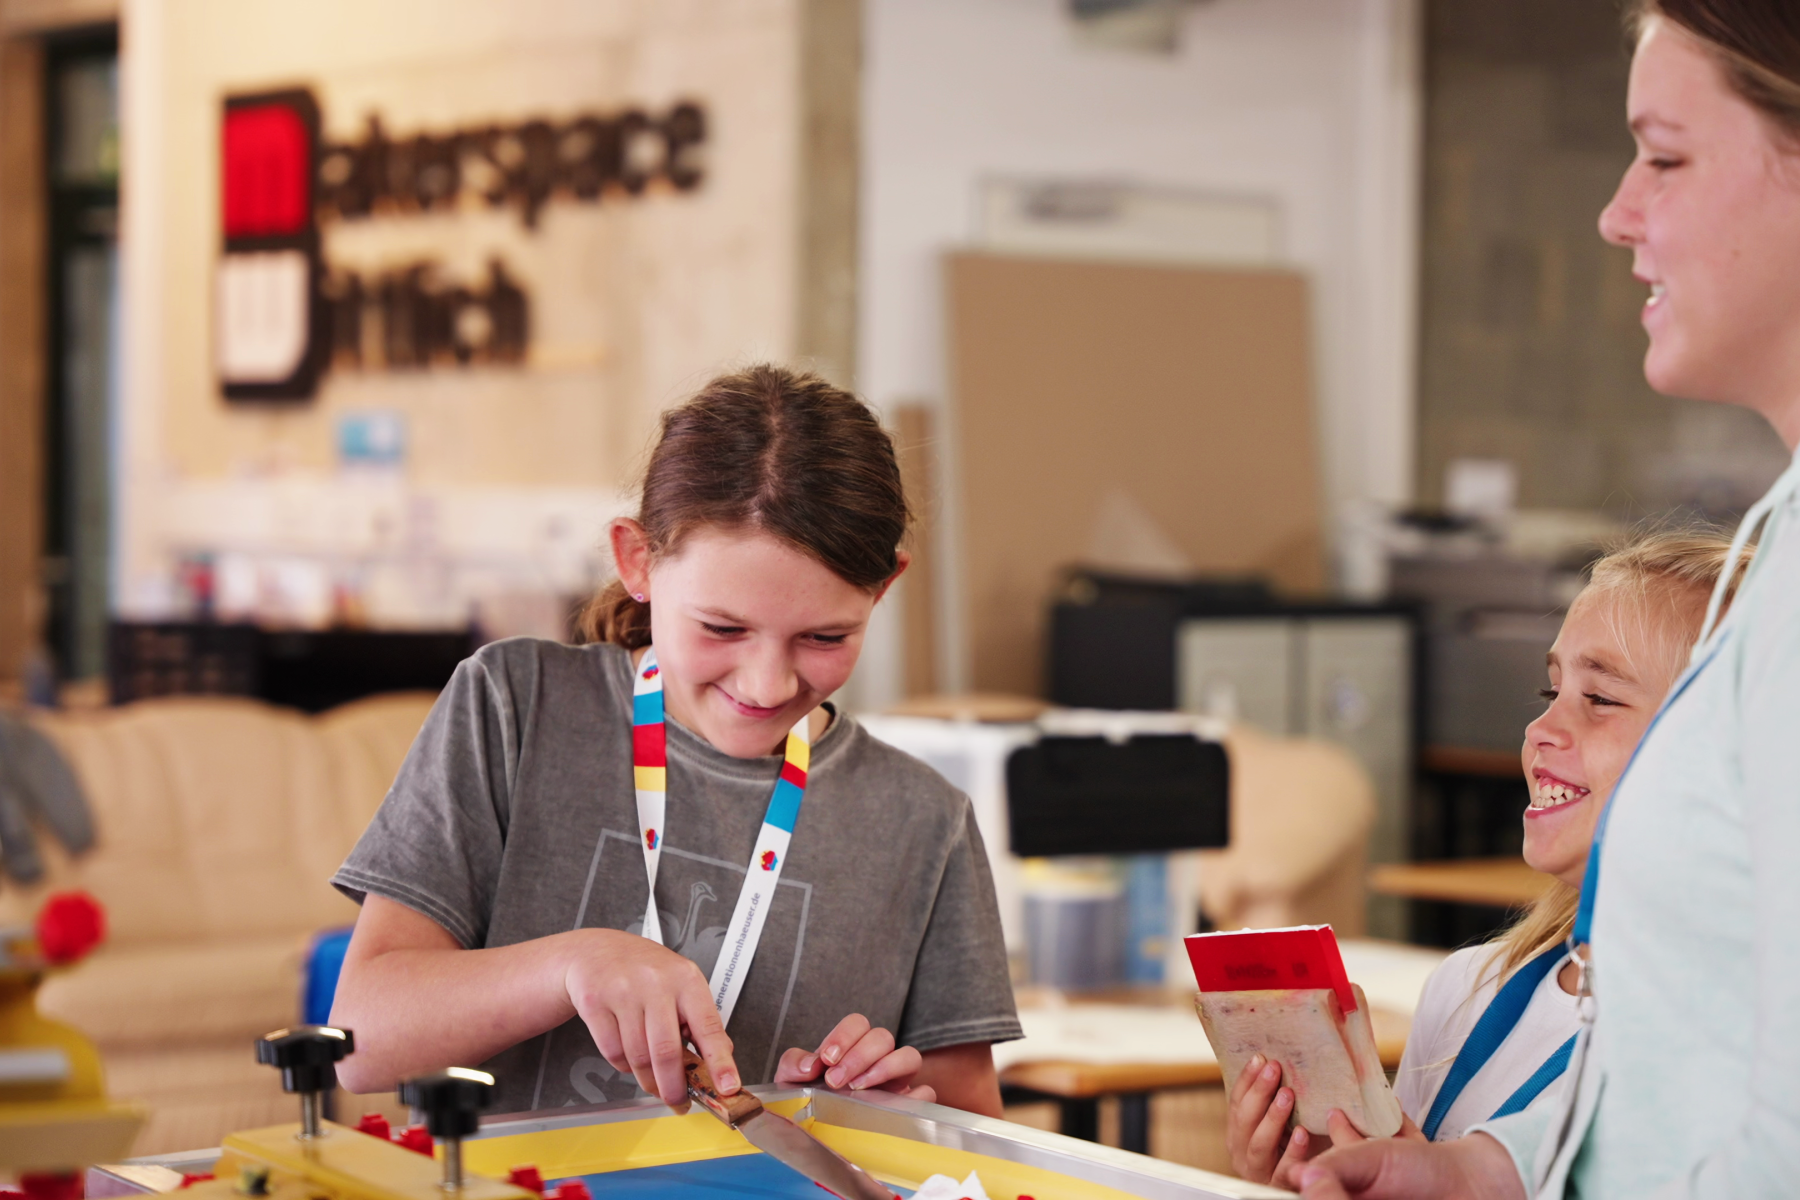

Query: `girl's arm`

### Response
(329, 894, 741, 1108)
(914, 1042, 1002, 1117)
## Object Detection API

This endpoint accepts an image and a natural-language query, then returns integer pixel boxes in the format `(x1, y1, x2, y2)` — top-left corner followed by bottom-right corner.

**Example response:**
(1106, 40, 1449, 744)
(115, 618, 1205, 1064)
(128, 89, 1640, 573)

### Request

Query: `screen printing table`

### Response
(87, 1088, 1291, 1200)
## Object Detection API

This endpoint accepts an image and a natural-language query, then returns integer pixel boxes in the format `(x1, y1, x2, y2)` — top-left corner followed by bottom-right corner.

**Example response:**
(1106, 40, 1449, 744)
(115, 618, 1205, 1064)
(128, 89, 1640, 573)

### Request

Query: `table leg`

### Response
(1118, 1092, 1150, 1155)
(1059, 1097, 1099, 1143)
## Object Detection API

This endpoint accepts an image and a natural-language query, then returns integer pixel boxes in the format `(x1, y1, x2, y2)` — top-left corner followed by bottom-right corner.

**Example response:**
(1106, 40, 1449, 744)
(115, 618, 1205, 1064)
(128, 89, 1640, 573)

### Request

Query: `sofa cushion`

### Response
(37, 935, 310, 1049)
(3, 692, 438, 949)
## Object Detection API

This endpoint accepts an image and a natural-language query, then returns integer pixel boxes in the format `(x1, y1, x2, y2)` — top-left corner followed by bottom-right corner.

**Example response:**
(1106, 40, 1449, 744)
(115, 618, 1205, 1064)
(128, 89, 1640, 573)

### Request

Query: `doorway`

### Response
(41, 27, 118, 684)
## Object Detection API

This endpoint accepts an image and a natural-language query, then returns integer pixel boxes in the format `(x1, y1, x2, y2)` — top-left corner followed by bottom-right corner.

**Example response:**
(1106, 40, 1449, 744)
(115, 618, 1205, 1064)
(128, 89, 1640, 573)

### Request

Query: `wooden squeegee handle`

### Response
(683, 1047, 765, 1127)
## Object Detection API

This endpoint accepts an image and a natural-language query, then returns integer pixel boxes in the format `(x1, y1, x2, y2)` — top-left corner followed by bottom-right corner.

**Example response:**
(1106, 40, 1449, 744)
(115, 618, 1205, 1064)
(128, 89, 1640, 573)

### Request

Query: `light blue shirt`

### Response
(1475, 452, 1800, 1197)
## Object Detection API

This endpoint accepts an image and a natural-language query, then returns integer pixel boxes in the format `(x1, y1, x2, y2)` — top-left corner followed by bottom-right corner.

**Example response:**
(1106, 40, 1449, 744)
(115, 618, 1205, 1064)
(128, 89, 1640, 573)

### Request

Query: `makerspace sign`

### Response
(215, 88, 708, 402)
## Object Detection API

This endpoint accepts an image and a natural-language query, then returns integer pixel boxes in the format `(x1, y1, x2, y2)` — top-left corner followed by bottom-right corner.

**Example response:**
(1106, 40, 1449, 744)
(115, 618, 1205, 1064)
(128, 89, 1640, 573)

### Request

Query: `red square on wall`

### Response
(222, 102, 311, 238)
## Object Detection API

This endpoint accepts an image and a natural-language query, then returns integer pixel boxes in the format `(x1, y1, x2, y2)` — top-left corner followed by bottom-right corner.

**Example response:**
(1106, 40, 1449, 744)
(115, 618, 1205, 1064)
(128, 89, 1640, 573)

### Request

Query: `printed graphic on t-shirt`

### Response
(529, 831, 813, 1110)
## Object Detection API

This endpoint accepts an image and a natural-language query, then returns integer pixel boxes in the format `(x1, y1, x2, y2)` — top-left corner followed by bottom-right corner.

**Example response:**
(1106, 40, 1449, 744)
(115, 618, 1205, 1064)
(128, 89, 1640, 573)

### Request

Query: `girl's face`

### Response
(1520, 590, 1680, 888)
(1598, 18, 1800, 445)
(615, 522, 902, 759)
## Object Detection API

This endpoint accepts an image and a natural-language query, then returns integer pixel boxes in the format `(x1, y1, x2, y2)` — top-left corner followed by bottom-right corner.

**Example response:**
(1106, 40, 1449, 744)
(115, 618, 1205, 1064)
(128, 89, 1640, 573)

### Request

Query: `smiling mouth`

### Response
(1645, 282, 1666, 310)
(1530, 773, 1590, 812)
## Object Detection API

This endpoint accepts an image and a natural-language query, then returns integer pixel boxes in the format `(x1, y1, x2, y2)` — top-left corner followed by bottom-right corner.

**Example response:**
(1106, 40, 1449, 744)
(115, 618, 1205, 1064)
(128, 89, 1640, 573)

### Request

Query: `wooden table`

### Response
(1368, 857, 1553, 910)
(999, 992, 1412, 1155)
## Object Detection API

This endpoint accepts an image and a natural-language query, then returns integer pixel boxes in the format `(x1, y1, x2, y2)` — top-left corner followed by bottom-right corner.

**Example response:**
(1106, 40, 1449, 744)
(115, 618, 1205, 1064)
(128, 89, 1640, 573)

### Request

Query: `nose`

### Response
(1598, 162, 1644, 247)
(1525, 696, 1575, 752)
(734, 640, 798, 710)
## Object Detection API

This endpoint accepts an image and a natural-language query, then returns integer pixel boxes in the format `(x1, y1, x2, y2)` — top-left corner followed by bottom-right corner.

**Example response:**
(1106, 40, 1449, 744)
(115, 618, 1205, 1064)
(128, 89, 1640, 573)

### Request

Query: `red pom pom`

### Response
(36, 893, 105, 964)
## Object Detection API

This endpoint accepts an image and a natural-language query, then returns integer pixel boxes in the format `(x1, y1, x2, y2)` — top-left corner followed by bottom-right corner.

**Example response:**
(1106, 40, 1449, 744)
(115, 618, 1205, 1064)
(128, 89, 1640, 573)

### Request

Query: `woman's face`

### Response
(1598, 18, 1800, 443)
(614, 522, 900, 759)
(1520, 590, 1682, 887)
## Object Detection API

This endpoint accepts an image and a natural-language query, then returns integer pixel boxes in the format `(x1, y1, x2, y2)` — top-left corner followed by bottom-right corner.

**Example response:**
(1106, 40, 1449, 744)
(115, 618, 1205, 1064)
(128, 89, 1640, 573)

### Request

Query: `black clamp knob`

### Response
(257, 1025, 354, 1138)
(398, 1068, 496, 1189)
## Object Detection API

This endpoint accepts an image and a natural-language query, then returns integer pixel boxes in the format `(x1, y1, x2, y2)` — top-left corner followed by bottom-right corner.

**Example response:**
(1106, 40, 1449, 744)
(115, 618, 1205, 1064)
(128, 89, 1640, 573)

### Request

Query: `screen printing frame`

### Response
(88, 1087, 1286, 1200)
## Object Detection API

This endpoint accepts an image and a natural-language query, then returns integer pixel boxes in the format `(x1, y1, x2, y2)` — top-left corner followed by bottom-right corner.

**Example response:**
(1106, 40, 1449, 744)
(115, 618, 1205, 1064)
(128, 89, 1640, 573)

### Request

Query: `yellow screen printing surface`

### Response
(457, 1105, 1149, 1200)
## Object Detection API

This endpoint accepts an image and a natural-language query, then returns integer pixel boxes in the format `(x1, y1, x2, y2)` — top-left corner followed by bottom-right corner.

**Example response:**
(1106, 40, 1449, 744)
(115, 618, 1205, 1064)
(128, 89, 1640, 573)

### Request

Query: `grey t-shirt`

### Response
(333, 638, 1020, 1115)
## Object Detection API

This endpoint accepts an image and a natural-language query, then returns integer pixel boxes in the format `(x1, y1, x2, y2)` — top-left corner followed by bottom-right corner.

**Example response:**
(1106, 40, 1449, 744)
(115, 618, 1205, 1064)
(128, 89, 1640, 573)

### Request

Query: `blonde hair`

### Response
(1486, 526, 1752, 982)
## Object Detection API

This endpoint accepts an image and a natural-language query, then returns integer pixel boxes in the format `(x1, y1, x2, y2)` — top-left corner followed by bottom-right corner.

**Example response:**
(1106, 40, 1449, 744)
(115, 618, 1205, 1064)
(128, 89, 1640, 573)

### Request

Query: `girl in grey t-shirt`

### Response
(329, 365, 1020, 1118)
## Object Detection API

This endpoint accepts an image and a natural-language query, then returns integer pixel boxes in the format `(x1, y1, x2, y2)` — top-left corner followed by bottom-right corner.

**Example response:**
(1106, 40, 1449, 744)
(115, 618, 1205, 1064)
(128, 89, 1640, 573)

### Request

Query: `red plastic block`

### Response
(395, 1126, 435, 1156)
(18, 1173, 81, 1200)
(355, 1113, 392, 1141)
(506, 1167, 543, 1195)
(547, 1182, 589, 1200)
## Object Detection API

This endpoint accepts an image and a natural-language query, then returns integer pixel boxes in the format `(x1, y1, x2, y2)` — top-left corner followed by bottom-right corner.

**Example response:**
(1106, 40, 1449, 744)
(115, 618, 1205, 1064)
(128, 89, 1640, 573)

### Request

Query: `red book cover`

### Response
(1184, 924, 1357, 1013)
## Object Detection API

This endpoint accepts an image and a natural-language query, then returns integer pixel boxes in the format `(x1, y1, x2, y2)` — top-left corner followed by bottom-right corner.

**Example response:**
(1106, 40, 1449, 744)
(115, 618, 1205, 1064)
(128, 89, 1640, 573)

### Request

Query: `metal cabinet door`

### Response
(1302, 617, 1412, 938)
(1176, 618, 1296, 733)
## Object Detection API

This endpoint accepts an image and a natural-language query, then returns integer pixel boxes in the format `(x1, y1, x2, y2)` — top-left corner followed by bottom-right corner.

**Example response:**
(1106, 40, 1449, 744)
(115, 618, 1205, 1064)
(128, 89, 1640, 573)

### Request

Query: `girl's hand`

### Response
(1324, 1110, 1428, 1146)
(562, 928, 739, 1111)
(1228, 1053, 1314, 1184)
(774, 1013, 934, 1101)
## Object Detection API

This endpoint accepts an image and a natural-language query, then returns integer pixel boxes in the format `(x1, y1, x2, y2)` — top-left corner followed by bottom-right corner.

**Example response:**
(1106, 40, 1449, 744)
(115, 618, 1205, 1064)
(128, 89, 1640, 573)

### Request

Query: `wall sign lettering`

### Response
(215, 88, 707, 402)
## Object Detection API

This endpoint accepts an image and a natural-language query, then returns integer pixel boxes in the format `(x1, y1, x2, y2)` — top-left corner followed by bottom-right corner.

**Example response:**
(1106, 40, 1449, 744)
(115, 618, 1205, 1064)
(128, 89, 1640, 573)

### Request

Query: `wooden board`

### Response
(945, 252, 1325, 695)
(1367, 857, 1554, 909)
(1001, 1006, 1411, 1100)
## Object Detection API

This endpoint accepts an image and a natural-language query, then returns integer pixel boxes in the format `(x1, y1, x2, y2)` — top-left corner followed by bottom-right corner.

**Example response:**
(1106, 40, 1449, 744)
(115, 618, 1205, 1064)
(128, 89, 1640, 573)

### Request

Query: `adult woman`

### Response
(1300, 2, 1800, 1197)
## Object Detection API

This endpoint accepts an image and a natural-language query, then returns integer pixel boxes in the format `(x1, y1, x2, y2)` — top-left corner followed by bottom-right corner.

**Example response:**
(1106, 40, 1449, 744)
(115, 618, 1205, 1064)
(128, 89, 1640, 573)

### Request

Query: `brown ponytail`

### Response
(578, 364, 911, 648)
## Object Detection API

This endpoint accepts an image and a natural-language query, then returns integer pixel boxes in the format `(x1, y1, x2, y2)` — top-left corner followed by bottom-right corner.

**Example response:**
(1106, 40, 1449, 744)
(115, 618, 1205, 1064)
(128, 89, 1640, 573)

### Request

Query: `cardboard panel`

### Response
(946, 252, 1324, 695)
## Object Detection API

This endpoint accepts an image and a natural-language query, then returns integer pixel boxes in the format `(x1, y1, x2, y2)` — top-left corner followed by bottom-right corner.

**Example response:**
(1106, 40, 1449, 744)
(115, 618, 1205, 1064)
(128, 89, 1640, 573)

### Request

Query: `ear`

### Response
(610, 518, 654, 600)
(872, 550, 912, 604)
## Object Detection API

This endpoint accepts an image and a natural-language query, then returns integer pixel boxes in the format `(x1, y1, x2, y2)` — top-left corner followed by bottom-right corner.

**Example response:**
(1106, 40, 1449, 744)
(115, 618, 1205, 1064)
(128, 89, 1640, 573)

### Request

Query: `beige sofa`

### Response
(1196, 721, 1377, 936)
(1, 692, 437, 1156)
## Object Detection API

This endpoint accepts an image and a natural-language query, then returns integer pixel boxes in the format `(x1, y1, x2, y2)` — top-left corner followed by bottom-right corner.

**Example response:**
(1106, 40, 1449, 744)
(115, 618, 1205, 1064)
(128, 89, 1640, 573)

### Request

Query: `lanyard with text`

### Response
(632, 647, 811, 1027)
(1419, 944, 1578, 1140)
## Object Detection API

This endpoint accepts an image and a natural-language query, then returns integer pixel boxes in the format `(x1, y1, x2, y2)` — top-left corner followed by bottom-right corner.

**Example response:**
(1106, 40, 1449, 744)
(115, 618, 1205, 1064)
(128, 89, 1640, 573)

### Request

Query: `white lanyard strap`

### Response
(630, 647, 812, 1027)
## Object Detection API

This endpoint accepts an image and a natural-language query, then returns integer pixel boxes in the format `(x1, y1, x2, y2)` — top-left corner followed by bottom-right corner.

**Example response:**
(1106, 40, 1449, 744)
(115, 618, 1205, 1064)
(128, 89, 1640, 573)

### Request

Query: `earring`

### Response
(633, 593, 646, 603)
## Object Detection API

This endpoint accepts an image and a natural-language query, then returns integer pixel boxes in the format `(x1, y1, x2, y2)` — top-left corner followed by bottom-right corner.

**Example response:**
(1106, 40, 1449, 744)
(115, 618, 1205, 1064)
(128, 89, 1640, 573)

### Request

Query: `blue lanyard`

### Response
(1419, 944, 1578, 1140)
(1571, 633, 1727, 947)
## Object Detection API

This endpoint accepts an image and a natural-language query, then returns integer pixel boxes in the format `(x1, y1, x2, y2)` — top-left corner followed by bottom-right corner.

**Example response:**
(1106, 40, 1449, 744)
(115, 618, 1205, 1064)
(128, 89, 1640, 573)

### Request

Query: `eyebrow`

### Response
(1629, 114, 1685, 136)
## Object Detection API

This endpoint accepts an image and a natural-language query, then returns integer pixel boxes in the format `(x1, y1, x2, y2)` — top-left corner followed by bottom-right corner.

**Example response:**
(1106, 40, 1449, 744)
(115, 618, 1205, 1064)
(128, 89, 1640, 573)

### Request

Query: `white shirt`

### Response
(1393, 943, 1580, 1142)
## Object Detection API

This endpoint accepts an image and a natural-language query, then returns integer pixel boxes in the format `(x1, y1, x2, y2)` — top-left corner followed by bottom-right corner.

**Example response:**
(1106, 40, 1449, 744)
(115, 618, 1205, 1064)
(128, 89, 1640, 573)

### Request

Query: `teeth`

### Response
(1647, 283, 1666, 306)
(1530, 780, 1589, 810)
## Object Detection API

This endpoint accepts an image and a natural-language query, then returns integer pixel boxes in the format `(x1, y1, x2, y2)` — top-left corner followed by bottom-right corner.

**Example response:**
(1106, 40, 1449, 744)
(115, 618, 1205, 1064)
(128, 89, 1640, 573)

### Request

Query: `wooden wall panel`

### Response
(947, 252, 1325, 696)
(894, 403, 938, 698)
(0, 37, 44, 684)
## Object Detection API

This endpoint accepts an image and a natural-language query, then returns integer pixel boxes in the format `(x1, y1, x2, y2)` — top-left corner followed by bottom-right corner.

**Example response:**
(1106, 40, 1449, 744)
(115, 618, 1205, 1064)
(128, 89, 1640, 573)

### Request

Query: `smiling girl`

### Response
(327, 365, 1020, 1117)
(1227, 530, 1746, 1187)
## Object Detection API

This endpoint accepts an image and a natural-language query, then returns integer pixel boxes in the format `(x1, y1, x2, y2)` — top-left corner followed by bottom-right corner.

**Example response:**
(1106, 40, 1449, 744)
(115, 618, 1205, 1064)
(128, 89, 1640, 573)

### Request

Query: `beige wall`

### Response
(118, 0, 844, 620)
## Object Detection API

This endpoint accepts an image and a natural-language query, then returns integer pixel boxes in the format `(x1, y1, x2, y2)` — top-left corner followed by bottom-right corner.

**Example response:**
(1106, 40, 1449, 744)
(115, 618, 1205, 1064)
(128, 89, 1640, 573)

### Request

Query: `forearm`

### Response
(330, 932, 580, 1092)
(914, 1043, 1002, 1118)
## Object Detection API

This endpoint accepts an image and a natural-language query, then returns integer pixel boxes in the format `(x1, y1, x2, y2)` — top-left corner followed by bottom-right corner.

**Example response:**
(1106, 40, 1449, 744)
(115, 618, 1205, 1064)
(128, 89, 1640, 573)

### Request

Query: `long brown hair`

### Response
(579, 364, 910, 648)
(1487, 526, 1751, 982)
(1627, 0, 1800, 138)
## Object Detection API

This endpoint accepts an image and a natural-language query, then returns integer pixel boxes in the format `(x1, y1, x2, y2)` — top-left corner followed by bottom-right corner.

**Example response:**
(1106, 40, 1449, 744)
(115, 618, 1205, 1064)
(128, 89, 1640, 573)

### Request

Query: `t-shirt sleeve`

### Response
(331, 644, 530, 949)
(1394, 954, 1461, 1124)
(895, 804, 1023, 1053)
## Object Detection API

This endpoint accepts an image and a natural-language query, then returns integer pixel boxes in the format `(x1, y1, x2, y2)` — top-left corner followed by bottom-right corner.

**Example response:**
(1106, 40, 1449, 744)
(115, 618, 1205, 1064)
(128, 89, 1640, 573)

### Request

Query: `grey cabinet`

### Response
(1177, 614, 1413, 938)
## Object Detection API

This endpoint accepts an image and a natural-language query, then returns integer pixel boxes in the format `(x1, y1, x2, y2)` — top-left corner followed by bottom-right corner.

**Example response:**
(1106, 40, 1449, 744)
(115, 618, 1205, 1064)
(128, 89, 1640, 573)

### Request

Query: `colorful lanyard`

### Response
(1419, 944, 1578, 1140)
(631, 647, 811, 1027)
